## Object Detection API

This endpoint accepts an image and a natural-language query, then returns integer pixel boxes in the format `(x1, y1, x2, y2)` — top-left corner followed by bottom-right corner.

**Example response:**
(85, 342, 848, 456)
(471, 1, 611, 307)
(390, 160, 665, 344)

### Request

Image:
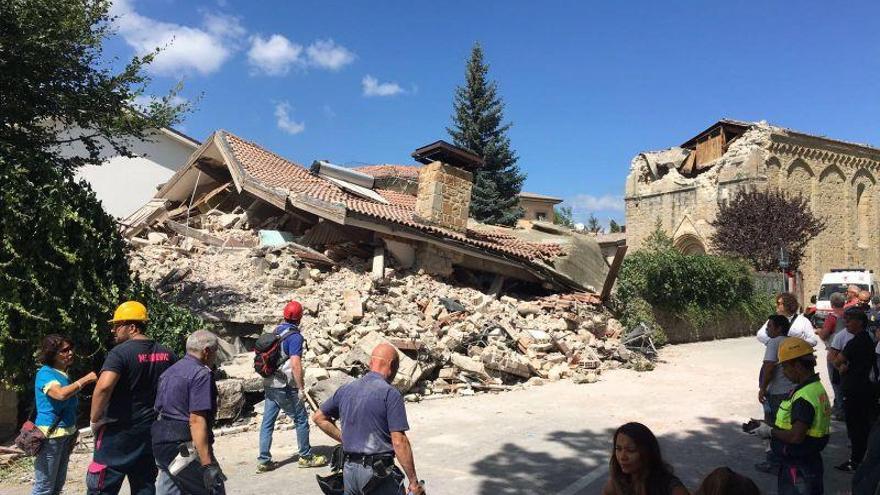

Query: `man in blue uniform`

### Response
(153, 330, 225, 495)
(313, 343, 425, 495)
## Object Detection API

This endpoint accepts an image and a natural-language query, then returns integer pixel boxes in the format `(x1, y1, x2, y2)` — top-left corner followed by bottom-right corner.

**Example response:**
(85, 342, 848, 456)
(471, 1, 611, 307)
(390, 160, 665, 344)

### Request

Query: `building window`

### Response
(857, 183, 872, 248)
(535, 212, 547, 221)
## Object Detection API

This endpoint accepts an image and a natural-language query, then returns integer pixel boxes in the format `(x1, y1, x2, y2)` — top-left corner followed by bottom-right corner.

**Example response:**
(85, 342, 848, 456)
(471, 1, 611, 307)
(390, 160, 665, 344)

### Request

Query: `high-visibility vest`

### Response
(775, 380, 831, 438)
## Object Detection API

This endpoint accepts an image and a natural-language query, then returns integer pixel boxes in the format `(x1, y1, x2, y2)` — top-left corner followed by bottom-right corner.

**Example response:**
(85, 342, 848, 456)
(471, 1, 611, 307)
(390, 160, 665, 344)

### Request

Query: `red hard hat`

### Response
(283, 301, 303, 322)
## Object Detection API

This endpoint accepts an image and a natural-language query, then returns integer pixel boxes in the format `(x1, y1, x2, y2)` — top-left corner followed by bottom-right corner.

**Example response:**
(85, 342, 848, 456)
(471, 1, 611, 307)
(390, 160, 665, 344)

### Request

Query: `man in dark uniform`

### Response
(833, 307, 878, 472)
(313, 343, 425, 495)
(88, 301, 176, 495)
(153, 330, 226, 495)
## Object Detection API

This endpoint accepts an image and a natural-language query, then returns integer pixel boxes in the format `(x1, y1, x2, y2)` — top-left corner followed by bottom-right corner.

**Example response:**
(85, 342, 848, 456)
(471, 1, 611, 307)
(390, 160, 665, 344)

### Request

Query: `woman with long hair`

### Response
(602, 422, 690, 495)
(31, 334, 96, 495)
(694, 467, 760, 495)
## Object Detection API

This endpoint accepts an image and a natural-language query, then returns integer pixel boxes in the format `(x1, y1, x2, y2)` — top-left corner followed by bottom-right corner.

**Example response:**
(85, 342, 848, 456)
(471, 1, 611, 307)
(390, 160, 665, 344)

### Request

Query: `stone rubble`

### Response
(128, 211, 649, 421)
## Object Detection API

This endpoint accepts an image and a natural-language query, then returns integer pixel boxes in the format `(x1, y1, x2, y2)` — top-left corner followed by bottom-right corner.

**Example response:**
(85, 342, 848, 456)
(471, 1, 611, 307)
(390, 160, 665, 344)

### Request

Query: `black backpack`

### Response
(253, 325, 297, 378)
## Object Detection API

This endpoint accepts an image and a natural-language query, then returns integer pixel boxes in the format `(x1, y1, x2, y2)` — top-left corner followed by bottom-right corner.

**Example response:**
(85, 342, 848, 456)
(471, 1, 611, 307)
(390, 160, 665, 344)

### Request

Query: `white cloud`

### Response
(111, 0, 244, 76)
(247, 34, 303, 76)
(568, 193, 625, 212)
(362, 75, 404, 97)
(274, 102, 305, 135)
(306, 39, 355, 70)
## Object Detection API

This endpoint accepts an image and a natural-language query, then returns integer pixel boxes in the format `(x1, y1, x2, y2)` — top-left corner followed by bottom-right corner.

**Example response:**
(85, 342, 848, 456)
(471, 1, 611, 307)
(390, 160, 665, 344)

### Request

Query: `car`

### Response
(809, 268, 877, 327)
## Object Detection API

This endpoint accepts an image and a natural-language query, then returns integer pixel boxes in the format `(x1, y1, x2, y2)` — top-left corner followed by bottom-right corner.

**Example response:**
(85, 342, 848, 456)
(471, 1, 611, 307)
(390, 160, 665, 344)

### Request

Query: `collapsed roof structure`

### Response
(124, 130, 613, 294)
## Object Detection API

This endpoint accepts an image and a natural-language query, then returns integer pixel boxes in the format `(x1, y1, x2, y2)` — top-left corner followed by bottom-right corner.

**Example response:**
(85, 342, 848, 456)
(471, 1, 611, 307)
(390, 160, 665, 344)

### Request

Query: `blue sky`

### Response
(109, 0, 880, 226)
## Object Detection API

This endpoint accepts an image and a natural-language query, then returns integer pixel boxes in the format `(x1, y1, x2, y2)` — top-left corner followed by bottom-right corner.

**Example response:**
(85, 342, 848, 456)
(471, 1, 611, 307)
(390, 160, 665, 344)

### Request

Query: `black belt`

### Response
(344, 452, 394, 465)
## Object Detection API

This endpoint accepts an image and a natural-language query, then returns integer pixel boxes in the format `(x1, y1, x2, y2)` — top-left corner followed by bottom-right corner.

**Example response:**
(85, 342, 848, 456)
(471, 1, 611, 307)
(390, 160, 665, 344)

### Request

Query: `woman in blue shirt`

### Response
(31, 334, 96, 495)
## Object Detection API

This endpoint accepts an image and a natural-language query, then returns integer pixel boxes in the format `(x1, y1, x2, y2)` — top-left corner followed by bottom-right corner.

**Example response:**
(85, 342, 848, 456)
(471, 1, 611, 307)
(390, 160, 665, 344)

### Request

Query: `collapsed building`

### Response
(123, 131, 640, 419)
(625, 119, 880, 295)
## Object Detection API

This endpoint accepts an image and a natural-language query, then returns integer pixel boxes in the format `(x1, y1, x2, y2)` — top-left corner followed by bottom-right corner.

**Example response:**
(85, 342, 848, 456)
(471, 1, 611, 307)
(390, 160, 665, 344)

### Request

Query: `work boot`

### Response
(256, 461, 276, 473)
(298, 454, 328, 468)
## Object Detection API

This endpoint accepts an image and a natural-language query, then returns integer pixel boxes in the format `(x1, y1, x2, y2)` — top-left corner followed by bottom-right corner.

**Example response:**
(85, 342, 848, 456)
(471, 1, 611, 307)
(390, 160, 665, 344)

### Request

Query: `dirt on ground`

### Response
(0, 337, 855, 495)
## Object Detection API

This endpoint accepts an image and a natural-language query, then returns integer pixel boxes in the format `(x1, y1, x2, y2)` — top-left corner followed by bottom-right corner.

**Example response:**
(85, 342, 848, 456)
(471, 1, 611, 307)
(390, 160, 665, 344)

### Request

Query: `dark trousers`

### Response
(765, 394, 788, 464)
(778, 454, 824, 495)
(845, 392, 876, 464)
(86, 423, 157, 495)
(853, 419, 880, 495)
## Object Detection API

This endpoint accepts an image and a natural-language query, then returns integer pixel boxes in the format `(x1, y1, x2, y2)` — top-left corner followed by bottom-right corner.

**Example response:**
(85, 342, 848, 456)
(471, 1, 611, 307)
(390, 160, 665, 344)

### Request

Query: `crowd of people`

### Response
(750, 289, 880, 494)
(22, 289, 880, 494)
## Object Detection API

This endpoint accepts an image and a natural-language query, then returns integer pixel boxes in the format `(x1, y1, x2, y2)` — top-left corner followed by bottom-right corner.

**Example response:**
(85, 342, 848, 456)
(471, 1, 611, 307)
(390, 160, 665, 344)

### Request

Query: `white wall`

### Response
(71, 130, 198, 218)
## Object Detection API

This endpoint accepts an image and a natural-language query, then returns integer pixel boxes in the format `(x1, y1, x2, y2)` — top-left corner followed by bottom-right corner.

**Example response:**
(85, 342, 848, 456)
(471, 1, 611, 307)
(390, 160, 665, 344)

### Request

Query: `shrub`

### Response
(616, 225, 773, 341)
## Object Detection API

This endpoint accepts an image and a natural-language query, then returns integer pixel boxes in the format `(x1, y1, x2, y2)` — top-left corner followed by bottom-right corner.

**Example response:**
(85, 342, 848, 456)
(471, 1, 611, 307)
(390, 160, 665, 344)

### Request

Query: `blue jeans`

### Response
(258, 386, 311, 463)
(32, 434, 74, 495)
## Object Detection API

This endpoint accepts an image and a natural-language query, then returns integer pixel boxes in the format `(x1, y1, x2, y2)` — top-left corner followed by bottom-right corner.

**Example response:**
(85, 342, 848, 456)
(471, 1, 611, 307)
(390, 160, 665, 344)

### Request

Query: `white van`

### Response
(811, 268, 877, 327)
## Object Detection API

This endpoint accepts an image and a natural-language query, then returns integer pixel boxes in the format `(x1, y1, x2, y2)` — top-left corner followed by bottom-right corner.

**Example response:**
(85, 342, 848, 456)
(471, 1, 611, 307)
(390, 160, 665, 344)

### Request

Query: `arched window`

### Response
(857, 183, 872, 248)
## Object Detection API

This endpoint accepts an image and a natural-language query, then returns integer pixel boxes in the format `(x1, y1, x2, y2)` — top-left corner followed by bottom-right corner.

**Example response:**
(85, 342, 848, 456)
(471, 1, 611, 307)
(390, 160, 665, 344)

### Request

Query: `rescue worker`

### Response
(153, 330, 226, 495)
(88, 301, 176, 495)
(753, 337, 830, 495)
(313, 343, 425, 495)
(257, 301, 326, 471)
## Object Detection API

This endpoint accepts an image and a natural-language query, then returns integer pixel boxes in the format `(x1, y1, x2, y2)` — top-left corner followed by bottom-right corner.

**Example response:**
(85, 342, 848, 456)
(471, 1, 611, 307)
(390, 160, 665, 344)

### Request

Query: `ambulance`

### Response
(810, 268, 877, 327)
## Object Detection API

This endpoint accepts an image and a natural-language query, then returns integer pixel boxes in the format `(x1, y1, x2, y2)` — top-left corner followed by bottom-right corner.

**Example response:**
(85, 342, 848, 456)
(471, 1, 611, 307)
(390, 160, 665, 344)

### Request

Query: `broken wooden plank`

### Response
(164, 220, 226, 246)
(600, 245, 628, 303)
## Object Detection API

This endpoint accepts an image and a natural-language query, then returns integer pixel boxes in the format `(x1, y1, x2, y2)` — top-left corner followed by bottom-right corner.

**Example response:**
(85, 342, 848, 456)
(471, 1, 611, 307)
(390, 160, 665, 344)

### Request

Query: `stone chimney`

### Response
(411, 141, 483, 232)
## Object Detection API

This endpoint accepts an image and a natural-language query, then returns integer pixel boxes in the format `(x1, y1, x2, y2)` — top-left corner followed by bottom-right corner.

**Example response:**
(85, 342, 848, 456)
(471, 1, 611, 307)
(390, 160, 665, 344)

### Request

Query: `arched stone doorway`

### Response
(674, 234, 706, 255)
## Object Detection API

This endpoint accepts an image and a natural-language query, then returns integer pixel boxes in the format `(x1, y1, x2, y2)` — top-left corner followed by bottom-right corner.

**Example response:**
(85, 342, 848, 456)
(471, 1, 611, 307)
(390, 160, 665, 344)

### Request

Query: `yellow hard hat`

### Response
(778, 337, 813, 363)
(108, 301, 148, 323)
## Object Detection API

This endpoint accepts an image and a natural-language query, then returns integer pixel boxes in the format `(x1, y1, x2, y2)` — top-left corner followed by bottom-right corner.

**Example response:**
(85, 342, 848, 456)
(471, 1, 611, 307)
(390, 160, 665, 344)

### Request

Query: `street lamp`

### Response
(779, 246, 790, 293)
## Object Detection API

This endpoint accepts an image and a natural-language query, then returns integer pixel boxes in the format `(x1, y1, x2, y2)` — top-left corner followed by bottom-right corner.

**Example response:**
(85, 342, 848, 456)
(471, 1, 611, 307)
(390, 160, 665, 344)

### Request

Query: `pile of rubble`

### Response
(128, 210, 649, 420)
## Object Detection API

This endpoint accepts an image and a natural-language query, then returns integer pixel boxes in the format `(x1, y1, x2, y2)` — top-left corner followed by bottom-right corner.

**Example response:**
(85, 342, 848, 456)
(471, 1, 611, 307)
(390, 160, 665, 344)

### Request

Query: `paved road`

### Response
(2, 337, 855, 494)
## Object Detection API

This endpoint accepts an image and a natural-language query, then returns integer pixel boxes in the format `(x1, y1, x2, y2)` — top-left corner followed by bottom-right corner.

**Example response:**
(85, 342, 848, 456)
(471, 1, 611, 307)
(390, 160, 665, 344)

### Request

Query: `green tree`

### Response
(586, 214, 602, 233)
(553, 206, 574, 227)
(609, 219, 624, 233)
(448, 43, 525, 226)
(0, 0, 197, 388)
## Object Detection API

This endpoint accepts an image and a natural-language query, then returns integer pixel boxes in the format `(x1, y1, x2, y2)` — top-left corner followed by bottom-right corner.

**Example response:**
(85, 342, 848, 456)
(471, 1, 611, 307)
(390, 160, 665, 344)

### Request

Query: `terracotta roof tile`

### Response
(220, 131, 563, 263)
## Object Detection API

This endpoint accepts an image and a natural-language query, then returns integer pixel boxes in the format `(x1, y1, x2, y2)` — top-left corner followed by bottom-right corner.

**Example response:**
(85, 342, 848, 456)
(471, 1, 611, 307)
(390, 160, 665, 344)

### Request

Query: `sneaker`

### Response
(298, 454, 328, 468)
(256, 461, 276, 473)
(754, 461, 779, 474)
(835, 460, 858, 473)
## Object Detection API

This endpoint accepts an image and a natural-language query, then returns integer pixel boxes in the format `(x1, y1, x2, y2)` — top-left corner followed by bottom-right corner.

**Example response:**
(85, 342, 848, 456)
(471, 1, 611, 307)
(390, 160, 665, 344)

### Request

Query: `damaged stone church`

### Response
(625, 119, 880, 295)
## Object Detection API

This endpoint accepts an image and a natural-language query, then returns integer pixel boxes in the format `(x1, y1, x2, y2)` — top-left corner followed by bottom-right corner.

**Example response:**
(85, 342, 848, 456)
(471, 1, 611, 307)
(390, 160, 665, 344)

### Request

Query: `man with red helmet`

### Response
(256, 300, 327, 472)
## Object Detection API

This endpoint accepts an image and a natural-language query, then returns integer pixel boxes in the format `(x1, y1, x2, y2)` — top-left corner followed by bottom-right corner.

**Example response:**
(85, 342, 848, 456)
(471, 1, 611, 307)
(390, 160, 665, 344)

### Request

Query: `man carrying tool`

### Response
(256, 301, 326, 472)
(153, 330, 226, 494)
(751, 337, 831, 495)
(88, 301, 177, 495)
(313, 343, 425, 495)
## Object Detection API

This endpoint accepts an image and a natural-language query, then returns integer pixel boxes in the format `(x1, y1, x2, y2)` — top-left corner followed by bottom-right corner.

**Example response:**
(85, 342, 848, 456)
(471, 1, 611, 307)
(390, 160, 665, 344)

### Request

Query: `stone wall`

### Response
(625, 123, 880, 300)
(654, 308, 757, 344)
(414, 161, 473, 232)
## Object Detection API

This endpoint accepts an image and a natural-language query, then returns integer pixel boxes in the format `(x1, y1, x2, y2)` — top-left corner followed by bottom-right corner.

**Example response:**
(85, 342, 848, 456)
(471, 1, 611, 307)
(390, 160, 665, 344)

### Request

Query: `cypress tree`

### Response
(447, 43, 525, 226)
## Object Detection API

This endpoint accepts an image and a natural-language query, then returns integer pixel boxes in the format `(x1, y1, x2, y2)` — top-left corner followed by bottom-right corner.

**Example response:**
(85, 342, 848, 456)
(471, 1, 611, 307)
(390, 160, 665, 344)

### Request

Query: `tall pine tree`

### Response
(447, 43, 525, 226)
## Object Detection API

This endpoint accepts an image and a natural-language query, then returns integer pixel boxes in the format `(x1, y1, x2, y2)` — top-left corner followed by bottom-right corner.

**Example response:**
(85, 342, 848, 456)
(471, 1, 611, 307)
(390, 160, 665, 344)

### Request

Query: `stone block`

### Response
(215, 379, 244, 420)
(343, 289, 363, 322)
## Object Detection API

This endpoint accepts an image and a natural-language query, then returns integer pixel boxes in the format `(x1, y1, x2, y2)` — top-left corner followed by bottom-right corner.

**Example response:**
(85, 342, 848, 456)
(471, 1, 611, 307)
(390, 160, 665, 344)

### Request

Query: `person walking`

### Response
(87, 301, 176, 495)
(756, 315, 797, 474)
(313, 343, 425, 495)
(31, 335, 97, 495)
(601, 422, 689, 495)
(153, 330, 226, 495)
(752, 337, 830, 495)
(833, 307, 878, 472)
(817, 292, 847, 420)
(757, 293, 819, 347)
(256, 301, 326, 472)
